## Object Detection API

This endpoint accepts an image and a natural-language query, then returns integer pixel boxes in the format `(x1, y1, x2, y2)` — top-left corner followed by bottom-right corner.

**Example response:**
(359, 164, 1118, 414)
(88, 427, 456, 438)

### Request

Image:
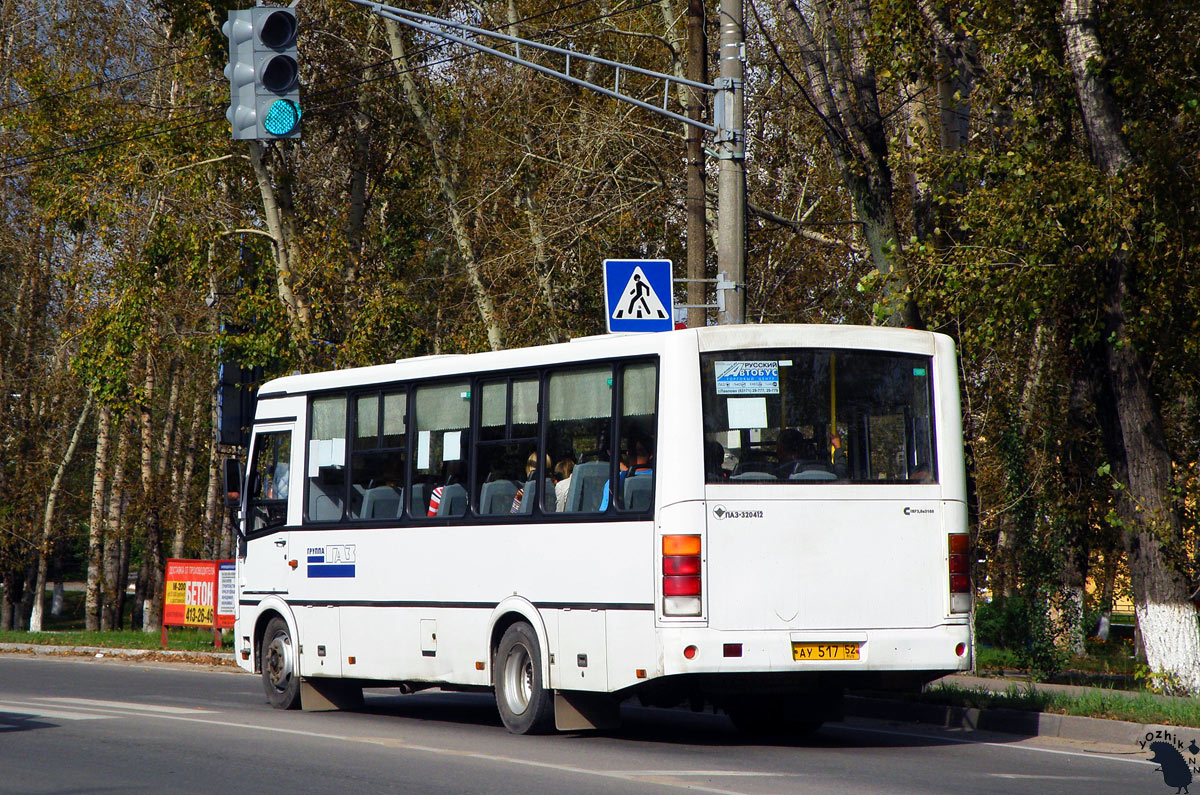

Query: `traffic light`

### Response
(223, 7, 301, 141)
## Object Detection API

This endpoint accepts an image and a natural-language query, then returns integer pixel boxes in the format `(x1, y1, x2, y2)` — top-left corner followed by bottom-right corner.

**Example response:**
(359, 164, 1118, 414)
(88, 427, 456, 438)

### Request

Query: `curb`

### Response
(0, 642, 235, 664)
(844, 694, 1199, 745)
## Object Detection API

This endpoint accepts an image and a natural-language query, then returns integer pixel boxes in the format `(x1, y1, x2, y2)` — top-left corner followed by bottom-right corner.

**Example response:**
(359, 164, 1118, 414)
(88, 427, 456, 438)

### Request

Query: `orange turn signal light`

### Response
(662, 534, 701, 556)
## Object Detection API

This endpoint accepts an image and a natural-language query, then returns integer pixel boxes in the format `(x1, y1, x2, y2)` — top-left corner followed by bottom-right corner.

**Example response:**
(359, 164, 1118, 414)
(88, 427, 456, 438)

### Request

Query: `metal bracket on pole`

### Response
(715, 275, 738, 315)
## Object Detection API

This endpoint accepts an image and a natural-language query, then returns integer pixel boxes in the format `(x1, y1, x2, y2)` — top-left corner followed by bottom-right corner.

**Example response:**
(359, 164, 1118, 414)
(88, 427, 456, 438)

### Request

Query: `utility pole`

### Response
(349, 0, 747, 324)
(685, 0, 708, 330)
(716, 0, 745, 325)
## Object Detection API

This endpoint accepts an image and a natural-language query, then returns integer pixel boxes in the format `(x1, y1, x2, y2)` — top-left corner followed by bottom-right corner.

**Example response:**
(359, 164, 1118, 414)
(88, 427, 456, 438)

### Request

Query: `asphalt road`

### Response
(0, 655, 1164, 794)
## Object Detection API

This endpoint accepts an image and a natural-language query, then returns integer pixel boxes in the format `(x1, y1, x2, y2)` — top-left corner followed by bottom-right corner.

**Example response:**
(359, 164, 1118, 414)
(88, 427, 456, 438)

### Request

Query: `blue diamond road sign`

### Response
(604, 259, 674, 333)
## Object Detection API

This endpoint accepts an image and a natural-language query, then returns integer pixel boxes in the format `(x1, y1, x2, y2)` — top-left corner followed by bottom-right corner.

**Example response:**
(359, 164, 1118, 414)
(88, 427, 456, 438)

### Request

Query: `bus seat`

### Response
(361, 485, 404, 518)
(622, 472, 653, 511)
(479, 479, 519, 515)
(564, 461, 608, 512)
(730, 471, 777, 481)
(436, 483, 467, 517)
(408, 482, 428, 517)
(518, 478, 554, 514)
(790, 468, 837, 481)
(309, 481, 343, 521)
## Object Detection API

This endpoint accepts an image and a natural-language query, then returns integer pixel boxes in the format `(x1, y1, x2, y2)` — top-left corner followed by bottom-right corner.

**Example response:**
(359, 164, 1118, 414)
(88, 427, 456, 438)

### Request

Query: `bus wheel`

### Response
(494, 622, 554, 734)
(261, 616, 300, 710)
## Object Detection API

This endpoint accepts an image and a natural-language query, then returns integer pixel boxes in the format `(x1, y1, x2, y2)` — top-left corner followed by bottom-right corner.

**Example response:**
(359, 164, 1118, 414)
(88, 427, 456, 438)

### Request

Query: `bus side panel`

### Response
(605, 609, 659, 691)
(555, 608, 608, 691)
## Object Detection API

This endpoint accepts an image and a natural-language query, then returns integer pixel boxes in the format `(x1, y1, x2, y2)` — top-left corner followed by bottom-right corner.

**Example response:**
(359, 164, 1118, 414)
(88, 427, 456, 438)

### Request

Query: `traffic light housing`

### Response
(223, 7, 301, 140)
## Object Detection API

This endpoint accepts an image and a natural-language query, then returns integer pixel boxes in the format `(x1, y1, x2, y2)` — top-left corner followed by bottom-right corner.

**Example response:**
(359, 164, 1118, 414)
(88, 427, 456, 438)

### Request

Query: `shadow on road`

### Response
(349, 689, 1022, 751)
(0, 711, 57, 734)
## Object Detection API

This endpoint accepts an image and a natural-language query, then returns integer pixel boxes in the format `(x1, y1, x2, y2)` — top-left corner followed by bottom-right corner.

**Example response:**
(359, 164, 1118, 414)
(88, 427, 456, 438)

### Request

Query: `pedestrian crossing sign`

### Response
(604, 259, 674, 333)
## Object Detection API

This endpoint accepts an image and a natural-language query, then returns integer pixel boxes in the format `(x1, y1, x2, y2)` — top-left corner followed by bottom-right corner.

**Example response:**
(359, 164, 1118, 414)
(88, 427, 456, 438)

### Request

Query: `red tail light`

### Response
(948, 533, 970, 613)
(663, 556, 701, 575)
(663, 575, 701, 596)
(662, 535, 702, 616)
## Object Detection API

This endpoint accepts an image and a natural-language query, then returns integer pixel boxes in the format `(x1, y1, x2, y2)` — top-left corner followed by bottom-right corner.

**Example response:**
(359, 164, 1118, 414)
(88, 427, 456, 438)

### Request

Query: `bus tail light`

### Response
(948, 533, 970, 613)
(662, 534, 702, 617)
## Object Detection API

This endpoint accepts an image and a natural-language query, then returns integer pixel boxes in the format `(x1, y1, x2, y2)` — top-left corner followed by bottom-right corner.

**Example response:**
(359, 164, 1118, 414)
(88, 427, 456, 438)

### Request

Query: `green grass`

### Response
(0, 627, 230, 651)
(918, 682, 1200, 728)
(0, 588, 228, 652)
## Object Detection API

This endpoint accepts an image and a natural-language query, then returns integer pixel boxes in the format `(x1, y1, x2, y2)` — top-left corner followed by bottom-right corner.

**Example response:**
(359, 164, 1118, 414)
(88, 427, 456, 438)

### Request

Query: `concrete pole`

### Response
(685, 0, 708, 330)
(716, 0, 745, 325)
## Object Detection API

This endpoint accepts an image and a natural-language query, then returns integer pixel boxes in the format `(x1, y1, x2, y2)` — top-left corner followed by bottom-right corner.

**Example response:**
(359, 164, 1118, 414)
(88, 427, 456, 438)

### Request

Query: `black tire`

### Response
(261, 616, 301, 710)
(494, 622, 554, 734)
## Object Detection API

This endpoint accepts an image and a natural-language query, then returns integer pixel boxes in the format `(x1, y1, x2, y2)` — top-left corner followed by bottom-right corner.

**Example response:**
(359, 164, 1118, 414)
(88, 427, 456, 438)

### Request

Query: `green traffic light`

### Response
(264, 99, 300, 136)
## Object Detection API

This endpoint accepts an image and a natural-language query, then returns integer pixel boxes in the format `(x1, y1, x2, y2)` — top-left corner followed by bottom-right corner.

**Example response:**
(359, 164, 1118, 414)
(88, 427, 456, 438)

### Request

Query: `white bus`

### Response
(231, 324, 971, 734)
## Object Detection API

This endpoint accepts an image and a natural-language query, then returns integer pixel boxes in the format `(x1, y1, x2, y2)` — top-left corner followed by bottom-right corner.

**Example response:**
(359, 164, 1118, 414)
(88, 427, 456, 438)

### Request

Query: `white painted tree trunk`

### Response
(1136, 602, 1200, 695)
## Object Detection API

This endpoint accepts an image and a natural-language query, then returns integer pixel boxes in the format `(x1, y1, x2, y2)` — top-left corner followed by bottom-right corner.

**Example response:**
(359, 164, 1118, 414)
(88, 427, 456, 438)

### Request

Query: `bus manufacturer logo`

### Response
(903, 507, 935, 516)
(712, 505, 763, 520)
(306, 544, 357, 578)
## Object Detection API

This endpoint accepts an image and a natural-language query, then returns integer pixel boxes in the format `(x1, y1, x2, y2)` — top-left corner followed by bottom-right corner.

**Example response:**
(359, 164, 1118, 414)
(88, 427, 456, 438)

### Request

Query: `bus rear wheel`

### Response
(494, 622, 554, 734)
(261, 616, 301, 710)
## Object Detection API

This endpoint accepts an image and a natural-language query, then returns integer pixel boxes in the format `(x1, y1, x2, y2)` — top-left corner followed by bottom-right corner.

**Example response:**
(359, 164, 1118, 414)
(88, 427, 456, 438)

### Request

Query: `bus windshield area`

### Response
(701, 349, 936, 484)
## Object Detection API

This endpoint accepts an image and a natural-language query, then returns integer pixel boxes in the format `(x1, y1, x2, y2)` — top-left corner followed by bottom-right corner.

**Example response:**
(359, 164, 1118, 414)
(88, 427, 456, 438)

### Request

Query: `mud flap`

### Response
(554, 690, 620, 731)
(301, 678, 364, 712)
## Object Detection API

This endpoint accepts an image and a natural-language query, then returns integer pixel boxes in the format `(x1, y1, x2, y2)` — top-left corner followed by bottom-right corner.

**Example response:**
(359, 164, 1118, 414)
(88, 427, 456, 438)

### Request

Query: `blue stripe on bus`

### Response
(307, 564, 356, 578)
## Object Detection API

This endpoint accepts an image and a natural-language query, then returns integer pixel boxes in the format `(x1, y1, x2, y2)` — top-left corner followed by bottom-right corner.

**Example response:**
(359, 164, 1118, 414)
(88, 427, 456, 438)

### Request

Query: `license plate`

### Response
(792, 642, 860, 661)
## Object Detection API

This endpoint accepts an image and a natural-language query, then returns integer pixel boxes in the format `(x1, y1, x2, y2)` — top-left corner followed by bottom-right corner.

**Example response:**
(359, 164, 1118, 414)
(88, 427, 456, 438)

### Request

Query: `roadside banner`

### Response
(163, 558, 235, 647)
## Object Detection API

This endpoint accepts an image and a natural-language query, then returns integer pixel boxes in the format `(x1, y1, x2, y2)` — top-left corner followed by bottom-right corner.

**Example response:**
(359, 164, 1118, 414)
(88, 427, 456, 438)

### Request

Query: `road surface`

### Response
(0, 655, 1161, 793)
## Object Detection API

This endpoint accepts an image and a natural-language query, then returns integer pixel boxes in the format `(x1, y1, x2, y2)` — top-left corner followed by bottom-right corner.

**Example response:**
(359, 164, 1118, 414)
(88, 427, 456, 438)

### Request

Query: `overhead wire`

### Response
(1, 0, 665, 176)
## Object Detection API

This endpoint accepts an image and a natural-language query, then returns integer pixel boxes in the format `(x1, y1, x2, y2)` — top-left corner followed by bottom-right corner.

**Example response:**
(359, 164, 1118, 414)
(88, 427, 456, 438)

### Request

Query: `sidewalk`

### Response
(844, 671, 1200, 746)
(0, 642, 235, 665)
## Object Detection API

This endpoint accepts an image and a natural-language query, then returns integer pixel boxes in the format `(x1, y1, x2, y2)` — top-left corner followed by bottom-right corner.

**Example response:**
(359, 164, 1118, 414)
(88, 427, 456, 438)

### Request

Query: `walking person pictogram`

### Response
(626, 274, 661, 318)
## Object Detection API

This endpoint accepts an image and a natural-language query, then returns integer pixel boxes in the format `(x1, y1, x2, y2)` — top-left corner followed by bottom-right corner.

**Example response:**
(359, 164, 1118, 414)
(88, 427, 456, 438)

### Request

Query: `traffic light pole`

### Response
(347, 0, 746, 324)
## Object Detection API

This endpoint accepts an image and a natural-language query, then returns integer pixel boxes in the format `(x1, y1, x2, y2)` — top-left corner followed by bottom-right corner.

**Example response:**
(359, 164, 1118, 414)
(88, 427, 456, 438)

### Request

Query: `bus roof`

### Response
(257, 324, 947, 397)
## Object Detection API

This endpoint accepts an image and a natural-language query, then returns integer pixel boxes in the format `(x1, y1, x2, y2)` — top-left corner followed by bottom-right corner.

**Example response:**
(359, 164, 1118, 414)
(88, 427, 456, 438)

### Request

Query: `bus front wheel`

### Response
(261, 616, 301, 710)
(494, 622, 554, 734)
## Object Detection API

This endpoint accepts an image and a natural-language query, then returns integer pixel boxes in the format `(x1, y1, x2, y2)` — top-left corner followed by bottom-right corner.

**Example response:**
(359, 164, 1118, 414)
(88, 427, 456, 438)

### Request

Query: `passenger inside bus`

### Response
(598, 430, 653, 511)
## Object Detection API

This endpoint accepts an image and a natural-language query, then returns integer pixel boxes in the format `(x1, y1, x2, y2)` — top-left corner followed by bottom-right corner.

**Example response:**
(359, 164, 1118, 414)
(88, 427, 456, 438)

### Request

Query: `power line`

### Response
(1, 0, 666, 176)
(0, 54, 205, 115)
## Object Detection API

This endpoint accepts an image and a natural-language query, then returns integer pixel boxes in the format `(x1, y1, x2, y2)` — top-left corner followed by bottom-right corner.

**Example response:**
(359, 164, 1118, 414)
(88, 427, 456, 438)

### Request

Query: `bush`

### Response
(975, 597, 1030, 648)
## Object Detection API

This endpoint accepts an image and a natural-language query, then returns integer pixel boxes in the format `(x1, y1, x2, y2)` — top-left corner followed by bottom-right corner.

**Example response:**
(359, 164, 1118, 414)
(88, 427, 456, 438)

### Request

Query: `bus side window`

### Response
(248, 430, 291, 532)
(547, 367, 613, 513)
(474, 377, 541, 516)
(349, 391, 407, 520)
(307, 396, 347, 522)
(411, 381, 471, 518)
(616, 361, 657, 512)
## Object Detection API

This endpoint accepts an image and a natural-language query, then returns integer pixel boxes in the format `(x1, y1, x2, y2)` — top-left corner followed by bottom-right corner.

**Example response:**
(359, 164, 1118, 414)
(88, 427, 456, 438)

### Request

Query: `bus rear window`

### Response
(700, 349, 936, 484)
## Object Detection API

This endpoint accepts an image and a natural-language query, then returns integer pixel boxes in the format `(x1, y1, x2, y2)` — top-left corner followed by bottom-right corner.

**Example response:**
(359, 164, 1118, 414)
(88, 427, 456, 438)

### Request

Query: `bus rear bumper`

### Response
(657, 623, 971, 680)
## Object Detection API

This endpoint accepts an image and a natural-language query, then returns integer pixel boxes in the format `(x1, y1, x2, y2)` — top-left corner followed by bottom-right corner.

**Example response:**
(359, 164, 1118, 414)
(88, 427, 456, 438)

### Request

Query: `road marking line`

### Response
(34, 697, 208, 715)
(841, 724, 1155, 767)
(990, 774, 1109, 780)
(604, 771, 797, 777)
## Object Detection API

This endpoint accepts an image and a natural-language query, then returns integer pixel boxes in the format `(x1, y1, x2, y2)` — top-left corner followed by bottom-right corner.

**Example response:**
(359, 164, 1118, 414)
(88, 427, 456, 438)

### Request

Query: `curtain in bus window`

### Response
(511, 378, 538, 438)
(307, 396, 347, 522)
(412, 381, 470, 518)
